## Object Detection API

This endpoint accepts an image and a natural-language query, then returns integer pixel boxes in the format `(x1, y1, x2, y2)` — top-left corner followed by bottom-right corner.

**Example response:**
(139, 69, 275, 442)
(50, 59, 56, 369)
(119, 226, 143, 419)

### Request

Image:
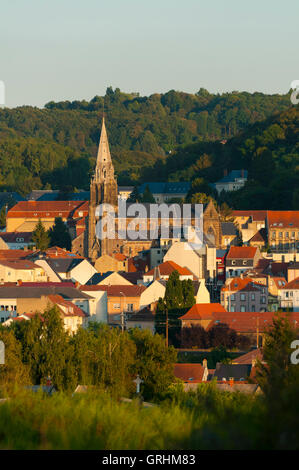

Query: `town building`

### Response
(221, 277, 268, 312)
(225, 246, 262, 278)
(214, 169, 248, 194)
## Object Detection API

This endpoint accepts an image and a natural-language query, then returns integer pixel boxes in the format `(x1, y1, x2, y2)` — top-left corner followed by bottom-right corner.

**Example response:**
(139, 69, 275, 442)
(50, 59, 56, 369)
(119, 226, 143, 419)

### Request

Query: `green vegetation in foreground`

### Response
(0, 314, 298, 449)
(0, 385, 266, 450)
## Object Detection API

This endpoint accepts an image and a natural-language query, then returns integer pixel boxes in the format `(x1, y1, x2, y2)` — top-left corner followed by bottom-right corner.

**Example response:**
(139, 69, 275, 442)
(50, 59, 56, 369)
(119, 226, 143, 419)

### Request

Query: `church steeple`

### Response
(87, 116, 118, 261)
(95, 117, 115, 182)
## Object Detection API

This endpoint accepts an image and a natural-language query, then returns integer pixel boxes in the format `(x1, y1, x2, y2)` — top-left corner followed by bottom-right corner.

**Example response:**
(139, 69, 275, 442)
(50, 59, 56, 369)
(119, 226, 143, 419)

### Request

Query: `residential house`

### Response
(6, 200, 89, 232)
(126, 307, 155, 333)
(214, 169, 248, 195)
(267, 211, 299, 252)
(278, 277, 299, 311)
(78, 285, 108, 323)
(221, 222, 238, 248)
(138, 182, 191, 203)
(179, 303, 226, 329)
(0, 260, 48, 283)
(232, 210, 267, 243)
(87, 271, 133, 286)
(225, 246, 262, 278)
(143, 260, 195, 284)
(42, 258, 96, 285)
(88, 284, 147, 324)
(163, 241, 217, 282)
(0, 232, 33, 250)
(221, 277, 268, 312)
(94, 253, 128, 273)
(173, 362, 209, 391)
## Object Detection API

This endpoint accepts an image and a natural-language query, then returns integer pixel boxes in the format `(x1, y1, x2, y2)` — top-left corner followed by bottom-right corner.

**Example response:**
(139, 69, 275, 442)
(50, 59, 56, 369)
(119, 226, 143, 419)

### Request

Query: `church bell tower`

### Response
(87, 117, 118, 261)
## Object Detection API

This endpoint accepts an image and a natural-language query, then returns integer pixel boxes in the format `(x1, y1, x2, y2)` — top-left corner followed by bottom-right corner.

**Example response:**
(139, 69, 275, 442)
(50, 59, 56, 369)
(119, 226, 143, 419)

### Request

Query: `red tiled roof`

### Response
(44, 247, 83, 259)
(207, 311, 299, 333)
(249, 228, 267, 243)
(0, 250, 34, 259)
(267, 211, 299, 229)
(7, 201, 88, 218)
(226, 246, 257, 259)
(112, 253, 127, 261)
(232, 210, 267, 221)
(173, 363, 205, 383)
(0, 259, 41, 270)
(146, 261, 193, 277)
(81, 284, 146, 297)
(179, 303, 226, 321)
(47, 294, 86, 317)
(232, 348, 264, 365)
(222, 277, 263, 293)
(281, 277, 299, 290)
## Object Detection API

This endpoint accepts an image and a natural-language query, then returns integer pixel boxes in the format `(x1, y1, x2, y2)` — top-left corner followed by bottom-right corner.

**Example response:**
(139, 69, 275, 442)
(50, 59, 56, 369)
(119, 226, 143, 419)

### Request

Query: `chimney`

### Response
(17, 279, 22, 286)
(241, 169, 245, 178)
(229, 377, 234, 387)
(224, 168, 228, 177)
(202, 358, 208, 369)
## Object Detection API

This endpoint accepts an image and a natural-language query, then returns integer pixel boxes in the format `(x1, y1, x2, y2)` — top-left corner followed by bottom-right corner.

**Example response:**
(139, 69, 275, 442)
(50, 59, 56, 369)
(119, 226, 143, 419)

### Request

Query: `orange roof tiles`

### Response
(7, 201, 88, 219)
(222, 277, 263, 293)
(179, 303, 226, 321)
(232, 348, 264, 365)
(207, 311, 299, 333)
(174, 363, 205, 383)
(232, 210, 267, 221)
(281, 277, 299, 290)
(0, 249, 34, 260)
(47, 294, 86, 317)
(226, 246, 257, 259)
(146, 261, 193, 277)
(267, 211, 299, 229)
(0, 259, 40, 270)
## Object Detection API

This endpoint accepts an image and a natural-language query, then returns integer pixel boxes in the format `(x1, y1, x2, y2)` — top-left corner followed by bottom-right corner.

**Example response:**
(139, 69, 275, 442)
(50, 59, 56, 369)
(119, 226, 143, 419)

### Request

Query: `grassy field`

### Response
(0, 385, 269, 450)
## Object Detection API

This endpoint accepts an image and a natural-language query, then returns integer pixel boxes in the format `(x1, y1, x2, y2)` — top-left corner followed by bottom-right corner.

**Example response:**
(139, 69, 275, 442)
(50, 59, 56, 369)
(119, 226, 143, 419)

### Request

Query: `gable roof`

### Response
(7, 200, 88, 219)
(174, 363, 205, 383)
(226, 246, 257, 259)
(267, 211, 299, 229)
(146, 261, 193, 277)
(138, 182, 191, 195)
(232, 210, 267, 222)
(179, 303, 226, 321)
(82, 284, 146, 297)
(232, 348, 264, 365)
(213, 363, 252, 381)
(281, 277, 299, 290)
(222, 277, 264, 293)
(216, 170, 248, 184)
(249, 228, 267, 244)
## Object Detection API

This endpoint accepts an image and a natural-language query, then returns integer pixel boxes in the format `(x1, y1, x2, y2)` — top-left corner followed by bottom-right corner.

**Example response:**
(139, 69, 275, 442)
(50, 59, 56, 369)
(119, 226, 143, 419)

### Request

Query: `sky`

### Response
(0, 0, 298, 108)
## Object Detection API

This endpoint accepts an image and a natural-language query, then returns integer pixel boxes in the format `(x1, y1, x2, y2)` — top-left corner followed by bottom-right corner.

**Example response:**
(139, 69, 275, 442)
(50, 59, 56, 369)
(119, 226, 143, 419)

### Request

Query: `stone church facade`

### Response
(85, 118, 223, 262)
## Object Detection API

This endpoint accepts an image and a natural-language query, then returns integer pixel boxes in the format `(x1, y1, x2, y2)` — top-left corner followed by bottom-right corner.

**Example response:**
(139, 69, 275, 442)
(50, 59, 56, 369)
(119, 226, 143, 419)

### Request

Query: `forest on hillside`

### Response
(0, 87, 297, 209)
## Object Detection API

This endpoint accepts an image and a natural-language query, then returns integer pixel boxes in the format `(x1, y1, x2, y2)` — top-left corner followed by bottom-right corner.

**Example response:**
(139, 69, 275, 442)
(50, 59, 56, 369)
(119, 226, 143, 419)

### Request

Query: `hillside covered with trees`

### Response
(0, 87, 293, 194)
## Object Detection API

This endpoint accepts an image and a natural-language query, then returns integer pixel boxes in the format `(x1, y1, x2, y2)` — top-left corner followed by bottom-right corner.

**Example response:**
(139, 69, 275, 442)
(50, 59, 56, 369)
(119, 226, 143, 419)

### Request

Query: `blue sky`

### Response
(0, 0, 298, 107)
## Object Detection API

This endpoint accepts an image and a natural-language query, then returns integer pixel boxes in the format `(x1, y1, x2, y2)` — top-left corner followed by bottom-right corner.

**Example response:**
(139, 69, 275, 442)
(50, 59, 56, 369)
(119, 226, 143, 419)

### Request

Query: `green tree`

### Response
(31, 219, 50, 251)
(141, 185, 155, 203)
(0, 328, 31, 393)
(130, 328, 177, 401)
(48, 217, 72, 251)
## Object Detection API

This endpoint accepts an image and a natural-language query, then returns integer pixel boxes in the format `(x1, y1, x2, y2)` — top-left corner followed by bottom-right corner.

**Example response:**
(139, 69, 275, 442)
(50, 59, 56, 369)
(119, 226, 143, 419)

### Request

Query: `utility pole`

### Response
(165, 307, 168, 348)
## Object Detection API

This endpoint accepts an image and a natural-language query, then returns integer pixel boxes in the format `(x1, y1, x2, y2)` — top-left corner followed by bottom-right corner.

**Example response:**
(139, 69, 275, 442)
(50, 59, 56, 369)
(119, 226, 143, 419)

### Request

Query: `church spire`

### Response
(95, 117, 115, 182)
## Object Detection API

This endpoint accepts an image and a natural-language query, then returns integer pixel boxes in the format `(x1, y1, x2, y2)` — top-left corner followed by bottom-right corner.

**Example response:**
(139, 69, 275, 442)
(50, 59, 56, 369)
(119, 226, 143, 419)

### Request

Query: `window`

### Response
(251, 293, 255, 301)
(252, 305, 255, 312)
(113, 303, 120, 309)
(243, 260, 247, 265)
(231, 294, 235, 301)
(126, 304, 134, 312)
(240, 293, 246, 301)
(241, 306, 246, 312)
(261, 296, 266, 304)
